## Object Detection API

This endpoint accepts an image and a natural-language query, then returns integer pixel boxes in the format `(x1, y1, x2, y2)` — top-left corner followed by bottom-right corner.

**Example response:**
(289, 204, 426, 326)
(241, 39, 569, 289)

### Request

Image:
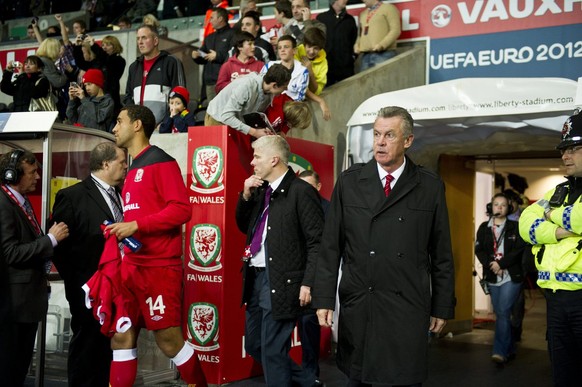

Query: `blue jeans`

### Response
(545, 289, 582, 387)
(360, 50, 397, 72)
(489, 280, 522, 357)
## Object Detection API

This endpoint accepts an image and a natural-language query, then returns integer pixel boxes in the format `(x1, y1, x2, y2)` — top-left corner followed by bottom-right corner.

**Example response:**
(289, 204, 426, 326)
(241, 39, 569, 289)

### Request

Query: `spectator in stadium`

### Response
(355, 0, 401, 72)
(216, 31, 265, 93)
(295, 28, 331, 120)
(117, 16, 133, 30)
(124, 24, 187, 125)
(202, 0, 231, 41)
(125, 0, 159, 20)
(1, 56, 51, 112)
(205, 63, 291, 138)
(89, 35, 126, 116)
(192, 7, 235, 103)
(66, 69, 115, 132)
(316, 0, 357, 86)
(143, 13, 168, 38)
(262, 0, 292, 49)
(286, 0, 326, 45)
(159, 86, 197, 133)
(236, 10, 276, 62)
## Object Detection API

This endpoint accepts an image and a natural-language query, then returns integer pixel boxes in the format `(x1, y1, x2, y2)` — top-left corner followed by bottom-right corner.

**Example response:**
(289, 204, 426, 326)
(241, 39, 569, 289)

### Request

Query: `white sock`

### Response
(112, 348, 138, 362)
(171, 341, 194, 366)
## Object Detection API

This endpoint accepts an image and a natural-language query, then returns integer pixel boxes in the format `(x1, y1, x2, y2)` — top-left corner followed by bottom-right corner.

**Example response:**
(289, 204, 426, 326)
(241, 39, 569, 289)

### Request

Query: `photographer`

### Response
(475, 193, 527, 364)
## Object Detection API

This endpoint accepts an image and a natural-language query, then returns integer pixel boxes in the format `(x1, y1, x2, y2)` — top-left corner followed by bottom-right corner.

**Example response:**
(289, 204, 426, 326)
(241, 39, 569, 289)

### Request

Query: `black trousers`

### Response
(68, 308, 112, 387)
(0, 321, 38, 386)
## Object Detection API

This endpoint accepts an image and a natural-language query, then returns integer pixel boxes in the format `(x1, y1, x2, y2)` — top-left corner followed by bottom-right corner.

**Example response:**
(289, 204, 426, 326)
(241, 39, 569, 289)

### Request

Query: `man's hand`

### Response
(300, 7, 311, 21)
(299, 56, 313, 72)
(243, 175, 265, 200)
(429, 317, 447, 333)
(249, 127, 274, 138)
(206, 50, 217, 62)
(317, 309, 333, 327)
(105, 221, 138, 240)
(49, 222, 69, 242)
(299, 285, 311, 306)
(319, 99, 331, 121)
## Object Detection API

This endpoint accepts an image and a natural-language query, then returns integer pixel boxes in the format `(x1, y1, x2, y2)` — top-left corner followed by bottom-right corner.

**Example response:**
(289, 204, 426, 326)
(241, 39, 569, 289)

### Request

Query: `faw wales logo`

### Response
(187, 302, 219, 351)
(288, 153, 313, 175)
(189, 224, 222, 272)
(191, 146, 224, 194)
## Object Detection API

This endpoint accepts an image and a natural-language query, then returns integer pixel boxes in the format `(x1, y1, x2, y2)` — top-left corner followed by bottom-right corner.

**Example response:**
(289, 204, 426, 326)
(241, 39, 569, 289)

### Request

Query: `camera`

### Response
(479, 279, 490, 295)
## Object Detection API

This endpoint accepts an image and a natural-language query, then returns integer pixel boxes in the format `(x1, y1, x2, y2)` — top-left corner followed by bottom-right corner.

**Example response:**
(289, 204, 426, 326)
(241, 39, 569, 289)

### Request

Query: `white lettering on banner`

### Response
(457, 0, 580, 24)
(401, 9, 419, 31)
(189, 196, 225, 204)
(431, 40, 582, 70)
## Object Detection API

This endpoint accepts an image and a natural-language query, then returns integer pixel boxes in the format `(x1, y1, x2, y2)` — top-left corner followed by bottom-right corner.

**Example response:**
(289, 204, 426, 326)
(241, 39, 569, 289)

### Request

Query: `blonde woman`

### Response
(143, 13, 168, 37)
(90, 35, 126, 113)
(36, 38, 68, 89)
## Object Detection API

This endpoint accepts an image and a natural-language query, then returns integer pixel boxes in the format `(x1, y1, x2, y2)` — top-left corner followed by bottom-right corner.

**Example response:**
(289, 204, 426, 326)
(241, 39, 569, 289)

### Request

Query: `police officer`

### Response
(519, 111, 582, 387)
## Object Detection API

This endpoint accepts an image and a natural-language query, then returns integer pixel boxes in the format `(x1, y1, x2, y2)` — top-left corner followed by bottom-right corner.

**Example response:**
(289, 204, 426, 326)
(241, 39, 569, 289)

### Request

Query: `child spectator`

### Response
(216, 31, 264, 93)
(265, 100, 312, 135)
(66, 69, 114, 132)
(159, 86, 196, 133)
(294, 28, 331, 120)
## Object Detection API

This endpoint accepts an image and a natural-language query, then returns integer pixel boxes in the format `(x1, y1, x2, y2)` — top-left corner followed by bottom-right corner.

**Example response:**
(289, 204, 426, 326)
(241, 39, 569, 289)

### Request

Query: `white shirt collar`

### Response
(376, 158, 406, 188)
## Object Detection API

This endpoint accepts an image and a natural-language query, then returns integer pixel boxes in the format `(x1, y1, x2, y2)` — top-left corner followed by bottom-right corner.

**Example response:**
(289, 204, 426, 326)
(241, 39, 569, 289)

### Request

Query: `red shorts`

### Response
(120, 262, 183, 331)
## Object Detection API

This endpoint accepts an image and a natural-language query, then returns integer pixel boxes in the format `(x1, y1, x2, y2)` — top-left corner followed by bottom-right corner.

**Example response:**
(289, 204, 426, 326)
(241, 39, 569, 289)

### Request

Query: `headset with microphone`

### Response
(2, 149, 25, 184)
(486, 193, 514, 217)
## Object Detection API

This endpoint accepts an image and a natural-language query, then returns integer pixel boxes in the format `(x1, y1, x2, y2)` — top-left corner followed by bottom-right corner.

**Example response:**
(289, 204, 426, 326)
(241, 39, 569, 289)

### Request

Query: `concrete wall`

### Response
(287, 45, 427, 178)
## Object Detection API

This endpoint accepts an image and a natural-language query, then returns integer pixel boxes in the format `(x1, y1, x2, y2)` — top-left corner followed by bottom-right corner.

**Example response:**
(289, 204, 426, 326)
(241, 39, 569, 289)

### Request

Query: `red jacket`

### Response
(216, 56, 265, 93)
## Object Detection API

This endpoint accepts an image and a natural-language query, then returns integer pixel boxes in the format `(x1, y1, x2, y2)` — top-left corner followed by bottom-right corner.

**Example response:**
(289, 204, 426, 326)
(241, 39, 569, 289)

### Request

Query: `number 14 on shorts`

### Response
(146, 295, 166, 319)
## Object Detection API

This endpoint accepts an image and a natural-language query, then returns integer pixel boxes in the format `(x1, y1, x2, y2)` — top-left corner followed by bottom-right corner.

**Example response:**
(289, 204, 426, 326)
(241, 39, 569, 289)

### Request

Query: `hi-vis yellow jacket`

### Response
(519, 185, 582, 291)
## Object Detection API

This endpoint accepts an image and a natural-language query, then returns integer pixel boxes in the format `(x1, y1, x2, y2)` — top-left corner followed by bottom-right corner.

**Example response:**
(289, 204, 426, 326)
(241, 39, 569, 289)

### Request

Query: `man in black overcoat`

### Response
(312, 106, 456, 386)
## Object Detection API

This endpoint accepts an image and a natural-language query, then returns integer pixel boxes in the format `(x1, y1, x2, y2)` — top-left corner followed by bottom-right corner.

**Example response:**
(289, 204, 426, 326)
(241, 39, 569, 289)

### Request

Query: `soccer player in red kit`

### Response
(106, 105, 207, 386)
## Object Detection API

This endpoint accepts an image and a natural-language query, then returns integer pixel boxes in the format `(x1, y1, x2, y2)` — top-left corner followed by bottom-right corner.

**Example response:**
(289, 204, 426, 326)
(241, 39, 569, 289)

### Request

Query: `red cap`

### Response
(82, 69, 105, 89)
(169, 86, 190, 106)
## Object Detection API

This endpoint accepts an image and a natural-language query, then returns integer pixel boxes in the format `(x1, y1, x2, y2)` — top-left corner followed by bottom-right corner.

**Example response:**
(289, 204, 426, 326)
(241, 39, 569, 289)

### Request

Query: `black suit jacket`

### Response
(0, 188, 52, 323)
(52, 177, 115, 319)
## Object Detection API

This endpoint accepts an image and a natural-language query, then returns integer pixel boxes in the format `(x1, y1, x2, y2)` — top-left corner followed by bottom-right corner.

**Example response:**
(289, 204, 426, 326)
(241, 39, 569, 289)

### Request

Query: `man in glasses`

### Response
(519, 111, 582, 387)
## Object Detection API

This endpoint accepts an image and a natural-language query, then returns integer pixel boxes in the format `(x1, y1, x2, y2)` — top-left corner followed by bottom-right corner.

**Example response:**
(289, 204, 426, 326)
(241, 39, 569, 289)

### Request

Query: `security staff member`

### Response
(519, 111, 582, 387)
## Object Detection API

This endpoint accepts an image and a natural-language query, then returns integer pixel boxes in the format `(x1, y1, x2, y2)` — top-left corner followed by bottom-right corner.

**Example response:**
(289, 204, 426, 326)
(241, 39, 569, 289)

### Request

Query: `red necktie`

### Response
(384, 174, 394, 197)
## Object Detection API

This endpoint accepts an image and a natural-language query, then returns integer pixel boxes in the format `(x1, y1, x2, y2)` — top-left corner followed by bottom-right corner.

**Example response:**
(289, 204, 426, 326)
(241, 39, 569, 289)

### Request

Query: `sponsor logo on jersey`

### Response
(188, 224, 222, 272)
(188, 302, 219, 351)
(191, 146, 224, 194)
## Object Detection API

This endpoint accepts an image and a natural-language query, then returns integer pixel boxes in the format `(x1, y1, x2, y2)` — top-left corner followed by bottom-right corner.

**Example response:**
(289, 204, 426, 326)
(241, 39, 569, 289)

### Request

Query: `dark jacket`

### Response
(194, 25, 235, 85)
(235, 168, 324, 320)
(1, 71, 50, 112)
(91, 43, 126, 112)
(52, 177, 115, 321)
(124, 50, 186, 125)
(317, 8, 358, 85)
(66, 93, 115, 132)
(312, 157, 456, 384)
(0, 189, 52, 323)
(159, 109, 197, 133)
(475, 219, 526, 283)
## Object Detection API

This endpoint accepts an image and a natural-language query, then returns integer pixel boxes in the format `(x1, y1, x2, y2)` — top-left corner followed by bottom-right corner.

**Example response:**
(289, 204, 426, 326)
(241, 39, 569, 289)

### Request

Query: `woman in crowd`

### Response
(1, 56, 51, 112)
(90, 35, 126, 115)
(36, 38, 69, 91)
(475, 192, 527, 364)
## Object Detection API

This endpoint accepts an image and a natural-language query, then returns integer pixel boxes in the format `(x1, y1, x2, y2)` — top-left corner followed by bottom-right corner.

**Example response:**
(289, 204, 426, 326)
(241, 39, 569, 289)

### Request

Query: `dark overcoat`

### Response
(312, 157, 456, 384)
